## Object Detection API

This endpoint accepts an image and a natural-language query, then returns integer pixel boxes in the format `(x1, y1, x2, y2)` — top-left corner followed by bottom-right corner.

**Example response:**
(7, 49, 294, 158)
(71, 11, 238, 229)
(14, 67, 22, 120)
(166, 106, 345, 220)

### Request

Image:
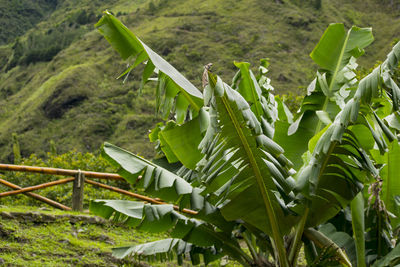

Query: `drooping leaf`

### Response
(296, 130, 373, 227)
(319, 223, 357, 266)
(96, 11, 203, 122)
(91, 200, 212, 244)
(102, 142, 196, 205)
(112, 238, 221, 266)
(101, 142, 236, 232)
(90, 199, 250, 265)
(303, 227, 352, 267)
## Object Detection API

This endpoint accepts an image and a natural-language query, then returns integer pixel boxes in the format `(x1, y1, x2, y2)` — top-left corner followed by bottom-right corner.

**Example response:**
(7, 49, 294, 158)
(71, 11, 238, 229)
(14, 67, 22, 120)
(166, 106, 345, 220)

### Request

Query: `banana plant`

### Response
(91, 12, 400, 266)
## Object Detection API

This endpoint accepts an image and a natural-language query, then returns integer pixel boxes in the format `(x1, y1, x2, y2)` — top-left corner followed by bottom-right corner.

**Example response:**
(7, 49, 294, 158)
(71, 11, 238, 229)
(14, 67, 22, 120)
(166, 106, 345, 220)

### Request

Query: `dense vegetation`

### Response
(91, 12, 400, 267)
(0, 0, 400, 162)
(0, 0, 58, 45)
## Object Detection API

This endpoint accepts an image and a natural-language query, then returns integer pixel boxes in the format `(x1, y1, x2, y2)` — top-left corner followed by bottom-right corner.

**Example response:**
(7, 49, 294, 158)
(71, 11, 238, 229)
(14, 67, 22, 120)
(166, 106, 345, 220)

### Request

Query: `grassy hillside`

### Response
(0, 0, 400, 161)
(0, 205, 163, 266)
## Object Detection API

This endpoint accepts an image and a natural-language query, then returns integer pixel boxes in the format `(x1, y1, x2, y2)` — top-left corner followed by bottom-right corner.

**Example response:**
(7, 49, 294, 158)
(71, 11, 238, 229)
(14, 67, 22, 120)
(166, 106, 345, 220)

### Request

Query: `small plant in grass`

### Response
(91, 12, 400, 266)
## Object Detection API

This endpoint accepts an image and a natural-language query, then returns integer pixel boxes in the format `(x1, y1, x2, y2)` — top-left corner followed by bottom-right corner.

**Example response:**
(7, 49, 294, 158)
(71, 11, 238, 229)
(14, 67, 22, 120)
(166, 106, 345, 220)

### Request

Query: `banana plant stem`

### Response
(243, 232, 258, 264)
(288, 208, 309, 265)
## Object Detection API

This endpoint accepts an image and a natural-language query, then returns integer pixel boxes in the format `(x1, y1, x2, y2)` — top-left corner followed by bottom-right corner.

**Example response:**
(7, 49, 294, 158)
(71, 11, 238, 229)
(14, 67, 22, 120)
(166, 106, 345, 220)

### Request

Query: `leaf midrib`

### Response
(315, 30, 351, 135)
(329, 29, 351, 95)
(219, 93, 288, 266)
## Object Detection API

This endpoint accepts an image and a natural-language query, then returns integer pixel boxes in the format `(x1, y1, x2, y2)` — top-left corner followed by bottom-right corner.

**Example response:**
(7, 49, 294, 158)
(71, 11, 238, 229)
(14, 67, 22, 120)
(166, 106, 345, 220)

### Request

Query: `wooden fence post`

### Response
(72, 170, 85, 211)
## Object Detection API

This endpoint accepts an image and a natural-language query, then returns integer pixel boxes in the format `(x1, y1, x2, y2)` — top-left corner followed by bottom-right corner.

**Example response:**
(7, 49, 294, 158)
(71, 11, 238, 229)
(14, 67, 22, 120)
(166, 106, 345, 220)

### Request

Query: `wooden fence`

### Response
(0, 164, 197, 215)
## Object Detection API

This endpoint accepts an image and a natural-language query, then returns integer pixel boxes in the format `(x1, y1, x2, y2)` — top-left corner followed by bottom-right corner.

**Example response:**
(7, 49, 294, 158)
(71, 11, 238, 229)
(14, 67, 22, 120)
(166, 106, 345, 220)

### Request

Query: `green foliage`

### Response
(49, 139, 57, 155)
(91, 13, 400, 267)
(147, 1, 157, 15)
(280, 93, 303, 113)
(6, 23, 87, 69)
(0, 0, 58, 45)
(314, 0, 322, 10)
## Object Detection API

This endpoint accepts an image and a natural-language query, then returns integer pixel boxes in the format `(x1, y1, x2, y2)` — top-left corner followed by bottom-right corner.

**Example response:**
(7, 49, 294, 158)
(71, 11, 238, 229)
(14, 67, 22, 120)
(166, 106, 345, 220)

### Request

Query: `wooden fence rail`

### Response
(0, 178, 71, 210)
(0, 164, 197, 215)
(0, 177, 75, 197)
(0, 164, 123, 180)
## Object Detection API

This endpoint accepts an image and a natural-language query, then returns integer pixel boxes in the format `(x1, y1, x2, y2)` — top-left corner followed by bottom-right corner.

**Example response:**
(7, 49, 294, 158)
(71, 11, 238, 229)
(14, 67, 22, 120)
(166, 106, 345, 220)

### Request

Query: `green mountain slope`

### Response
(0, 0, 58, 45)
(0, 0, 399, 161)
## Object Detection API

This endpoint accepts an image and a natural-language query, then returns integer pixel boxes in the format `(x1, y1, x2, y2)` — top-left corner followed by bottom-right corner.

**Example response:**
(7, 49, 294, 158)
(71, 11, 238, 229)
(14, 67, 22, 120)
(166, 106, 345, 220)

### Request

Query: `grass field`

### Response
(0, 205, 165, 266)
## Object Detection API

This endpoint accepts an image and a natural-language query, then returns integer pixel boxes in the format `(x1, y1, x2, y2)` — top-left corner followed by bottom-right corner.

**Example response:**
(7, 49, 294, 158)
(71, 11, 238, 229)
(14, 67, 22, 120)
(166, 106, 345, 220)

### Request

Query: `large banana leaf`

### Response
(102, 142, 239, 233)
(96, 12, 203, 123)
(231, 62, 303, 177)
(90, 200, 251, 265)
(149, 115, 206, 169)
(310, 24, 373, 89)
(299, 22, 374, 123)
(297, 41, 400, 227)
(90, 200, 227, 245)
(102, 142, 194, 203)
(284, 24, 373, 169)
(296, 128, 374, 227)
(112, 238, 220, 265)
(197, 74, 297, 266)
